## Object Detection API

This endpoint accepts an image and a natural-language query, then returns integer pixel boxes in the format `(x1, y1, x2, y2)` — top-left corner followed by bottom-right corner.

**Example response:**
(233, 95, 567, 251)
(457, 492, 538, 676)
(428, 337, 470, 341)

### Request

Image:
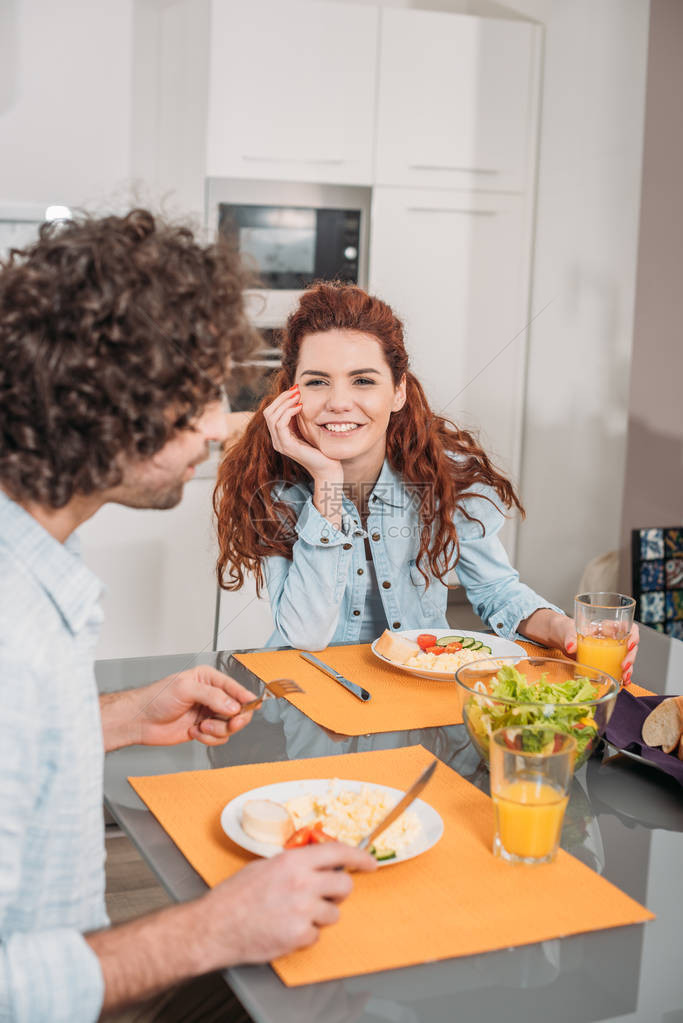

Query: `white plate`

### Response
(371, 628, 524, 682)
(220, 778, 444, 867)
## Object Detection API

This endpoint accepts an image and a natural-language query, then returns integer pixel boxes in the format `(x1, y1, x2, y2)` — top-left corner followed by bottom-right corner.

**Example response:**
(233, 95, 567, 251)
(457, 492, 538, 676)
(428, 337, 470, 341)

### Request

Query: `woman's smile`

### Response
(318, 421, 363, 434)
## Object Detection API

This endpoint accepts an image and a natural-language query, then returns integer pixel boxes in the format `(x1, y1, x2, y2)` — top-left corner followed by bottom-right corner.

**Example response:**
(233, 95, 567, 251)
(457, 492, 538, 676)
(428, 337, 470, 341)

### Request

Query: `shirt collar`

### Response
(0, 490, 103, 634)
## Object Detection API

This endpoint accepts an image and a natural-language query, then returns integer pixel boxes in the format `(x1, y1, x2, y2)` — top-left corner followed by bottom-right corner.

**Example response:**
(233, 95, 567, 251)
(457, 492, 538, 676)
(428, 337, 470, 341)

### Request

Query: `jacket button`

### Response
(496, 622, 504, 629)
(320, 536, 329, 544)
(357, 568, 364, 575)
(382, 581, 391, 589)
(371, 532, 380, 541)
(352, 609, 361, 617)
(393, 621, 401, 629)
(354, 530, 364, 537)
(342, 543, 352, 550)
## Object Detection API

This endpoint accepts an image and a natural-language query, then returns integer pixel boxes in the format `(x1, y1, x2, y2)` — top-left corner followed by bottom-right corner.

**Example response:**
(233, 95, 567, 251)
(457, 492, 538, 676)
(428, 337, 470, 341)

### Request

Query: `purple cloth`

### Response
(605, 690, 683, 785)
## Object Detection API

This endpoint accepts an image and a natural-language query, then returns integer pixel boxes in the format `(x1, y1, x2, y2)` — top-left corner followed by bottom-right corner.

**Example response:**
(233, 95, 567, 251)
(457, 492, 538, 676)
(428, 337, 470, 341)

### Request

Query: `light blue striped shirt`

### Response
(0, 491, 106, 1022)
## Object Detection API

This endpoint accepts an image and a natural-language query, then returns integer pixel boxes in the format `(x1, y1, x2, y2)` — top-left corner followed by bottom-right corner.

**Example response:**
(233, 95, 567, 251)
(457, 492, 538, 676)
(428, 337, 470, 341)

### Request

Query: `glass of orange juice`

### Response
(574, 592, 635, 684)
(490, 727, 577, 865)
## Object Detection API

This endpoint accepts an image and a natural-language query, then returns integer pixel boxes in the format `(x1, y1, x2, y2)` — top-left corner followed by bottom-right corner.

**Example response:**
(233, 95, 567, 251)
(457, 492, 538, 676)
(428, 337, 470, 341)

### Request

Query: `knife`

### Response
(358, 758, 438, 851)
(299, 651, 371, 702)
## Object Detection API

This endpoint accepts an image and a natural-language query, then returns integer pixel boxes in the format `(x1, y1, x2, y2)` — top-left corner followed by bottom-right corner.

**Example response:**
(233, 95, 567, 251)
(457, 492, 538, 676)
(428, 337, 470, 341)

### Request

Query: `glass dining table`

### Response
(99, 626, 683, 1023)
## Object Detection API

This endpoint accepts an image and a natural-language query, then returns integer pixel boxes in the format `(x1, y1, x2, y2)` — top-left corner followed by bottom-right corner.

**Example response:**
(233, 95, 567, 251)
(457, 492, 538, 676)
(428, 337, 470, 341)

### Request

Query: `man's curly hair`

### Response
(0, 208, 256, 508)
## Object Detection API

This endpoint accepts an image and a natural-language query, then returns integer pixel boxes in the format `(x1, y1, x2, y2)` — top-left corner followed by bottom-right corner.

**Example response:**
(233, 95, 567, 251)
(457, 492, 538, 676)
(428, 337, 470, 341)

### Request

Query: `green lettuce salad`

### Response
(467, 664, 601, 762)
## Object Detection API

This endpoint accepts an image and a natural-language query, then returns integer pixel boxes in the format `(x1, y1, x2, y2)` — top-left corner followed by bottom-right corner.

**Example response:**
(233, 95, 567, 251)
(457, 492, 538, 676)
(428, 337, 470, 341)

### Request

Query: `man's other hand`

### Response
(137, 666, 255, 746)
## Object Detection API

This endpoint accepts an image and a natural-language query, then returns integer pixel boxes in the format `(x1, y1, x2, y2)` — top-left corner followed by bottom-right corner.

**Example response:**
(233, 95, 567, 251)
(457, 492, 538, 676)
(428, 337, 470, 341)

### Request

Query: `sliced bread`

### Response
(374, 629, 419, 665)
(641, 697, 682, 753)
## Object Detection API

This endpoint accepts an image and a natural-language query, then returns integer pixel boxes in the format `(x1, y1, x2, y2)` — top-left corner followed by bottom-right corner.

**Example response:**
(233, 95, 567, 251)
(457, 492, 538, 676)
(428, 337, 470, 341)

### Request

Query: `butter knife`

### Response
(358, 758, 438, 851)
(299, 651, 371, 702)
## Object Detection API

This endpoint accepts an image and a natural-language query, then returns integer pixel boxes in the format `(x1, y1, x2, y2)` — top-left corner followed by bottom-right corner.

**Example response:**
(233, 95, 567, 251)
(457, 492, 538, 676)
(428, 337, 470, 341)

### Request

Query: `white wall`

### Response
(514, 0, 650, 613)
(0, 0, 134, 207)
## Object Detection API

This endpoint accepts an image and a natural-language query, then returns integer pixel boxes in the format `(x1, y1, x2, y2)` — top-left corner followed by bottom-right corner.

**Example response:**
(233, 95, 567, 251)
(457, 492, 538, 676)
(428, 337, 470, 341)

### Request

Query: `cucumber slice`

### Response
(480, 644, 493, 655)
(460, 637, 476, 649)
(369, 846, 397, 861)
(435, 634, 464, 647)
(469, 641, 484, 651)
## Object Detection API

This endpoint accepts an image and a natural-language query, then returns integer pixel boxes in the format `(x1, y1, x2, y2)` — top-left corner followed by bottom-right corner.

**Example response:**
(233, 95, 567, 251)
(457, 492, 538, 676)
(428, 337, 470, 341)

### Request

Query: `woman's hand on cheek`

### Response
(263, 385, 343, 482)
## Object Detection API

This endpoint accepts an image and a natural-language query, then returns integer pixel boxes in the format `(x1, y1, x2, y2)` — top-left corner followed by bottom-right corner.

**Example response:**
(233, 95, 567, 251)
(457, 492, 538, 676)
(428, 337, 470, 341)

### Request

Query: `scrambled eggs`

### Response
(405, 649, 505, 672)
(285, 781, 421, 856)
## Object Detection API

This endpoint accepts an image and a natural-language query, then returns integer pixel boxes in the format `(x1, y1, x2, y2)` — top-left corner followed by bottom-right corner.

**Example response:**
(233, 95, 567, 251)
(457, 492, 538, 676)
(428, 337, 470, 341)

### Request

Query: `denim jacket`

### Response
(263, 459, 561, 650)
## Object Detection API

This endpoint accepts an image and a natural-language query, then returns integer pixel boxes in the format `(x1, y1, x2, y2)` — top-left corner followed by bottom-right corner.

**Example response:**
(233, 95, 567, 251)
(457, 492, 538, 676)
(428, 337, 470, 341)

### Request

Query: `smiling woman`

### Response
(212, 282, 616, 663)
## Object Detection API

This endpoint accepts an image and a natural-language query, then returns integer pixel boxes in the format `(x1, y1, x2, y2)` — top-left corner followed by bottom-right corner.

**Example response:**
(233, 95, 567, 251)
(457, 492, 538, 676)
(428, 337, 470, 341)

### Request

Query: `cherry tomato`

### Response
(417, 633, 437, 651)
(503, 730, 523, 751)
(309, 822, 336, 844)
(443, 642, 463, 653)
(426, 644, 446, 655)
(284, 826, 313, 848)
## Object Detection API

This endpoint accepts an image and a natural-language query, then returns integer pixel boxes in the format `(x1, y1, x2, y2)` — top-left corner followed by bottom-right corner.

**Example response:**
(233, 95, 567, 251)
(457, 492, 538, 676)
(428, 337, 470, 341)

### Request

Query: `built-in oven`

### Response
(206, 178, 371, 412)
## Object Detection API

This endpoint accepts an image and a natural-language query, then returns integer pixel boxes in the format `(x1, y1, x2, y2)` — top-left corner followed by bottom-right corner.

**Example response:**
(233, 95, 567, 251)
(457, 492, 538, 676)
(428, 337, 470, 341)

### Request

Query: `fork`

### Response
(240, 677, 305, 713)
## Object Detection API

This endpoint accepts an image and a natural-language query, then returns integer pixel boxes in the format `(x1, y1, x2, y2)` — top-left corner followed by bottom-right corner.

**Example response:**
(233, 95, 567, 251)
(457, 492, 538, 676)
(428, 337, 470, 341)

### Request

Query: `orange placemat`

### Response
(129, 745, 653, 986)
(233, 641, 638, 735)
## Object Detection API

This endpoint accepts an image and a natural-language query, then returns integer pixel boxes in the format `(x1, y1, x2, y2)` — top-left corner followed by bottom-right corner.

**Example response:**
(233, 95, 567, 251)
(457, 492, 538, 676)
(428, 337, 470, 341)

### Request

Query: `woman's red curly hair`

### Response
(214, 282, 523, 594)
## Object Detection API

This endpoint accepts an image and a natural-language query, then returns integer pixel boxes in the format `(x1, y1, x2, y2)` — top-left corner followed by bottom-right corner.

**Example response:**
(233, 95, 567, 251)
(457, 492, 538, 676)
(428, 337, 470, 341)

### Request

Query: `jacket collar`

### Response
(369, 459, 413, 509)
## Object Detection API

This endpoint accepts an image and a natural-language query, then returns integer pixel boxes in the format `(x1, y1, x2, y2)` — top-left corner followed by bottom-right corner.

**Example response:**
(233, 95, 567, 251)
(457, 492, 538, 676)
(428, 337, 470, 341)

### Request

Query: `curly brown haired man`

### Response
(0, 210, 376, 1023)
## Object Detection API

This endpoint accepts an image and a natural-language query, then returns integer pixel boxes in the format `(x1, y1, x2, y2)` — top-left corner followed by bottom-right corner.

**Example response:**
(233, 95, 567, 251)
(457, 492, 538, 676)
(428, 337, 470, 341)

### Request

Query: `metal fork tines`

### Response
(241, 677, 304, 713)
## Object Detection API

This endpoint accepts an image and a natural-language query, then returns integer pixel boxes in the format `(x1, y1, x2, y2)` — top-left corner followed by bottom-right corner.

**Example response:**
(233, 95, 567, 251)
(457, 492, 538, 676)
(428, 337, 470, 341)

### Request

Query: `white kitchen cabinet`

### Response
(78, 476, 219, 661)
(215, 578, 275, 652)
(207, 0, 379, 184)
(78, 468, 276, 659)
(0, 0, 134, 205)
(369, 187, 535, 561)
(375, 8, 540, 193)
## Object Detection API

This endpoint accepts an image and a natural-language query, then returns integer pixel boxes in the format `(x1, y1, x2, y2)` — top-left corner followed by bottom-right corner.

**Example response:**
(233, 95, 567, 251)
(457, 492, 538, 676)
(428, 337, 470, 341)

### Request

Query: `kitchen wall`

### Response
(617, 0, 683, 592)
(514, 0, 650, 613)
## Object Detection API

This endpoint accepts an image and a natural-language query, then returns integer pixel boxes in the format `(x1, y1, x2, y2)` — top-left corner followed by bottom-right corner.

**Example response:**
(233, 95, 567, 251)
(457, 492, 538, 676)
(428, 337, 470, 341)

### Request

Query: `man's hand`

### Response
(137, 666, 255, 746)
(88, 842, 377, 1012)
(100, 666, 255, 751)
(200, 842, 378, 967)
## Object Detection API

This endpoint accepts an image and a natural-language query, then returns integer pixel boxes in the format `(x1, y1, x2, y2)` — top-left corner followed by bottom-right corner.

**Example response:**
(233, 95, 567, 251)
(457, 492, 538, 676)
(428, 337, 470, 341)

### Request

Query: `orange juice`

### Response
(576, 634, 627, 683)
(493, 779, 568, 859)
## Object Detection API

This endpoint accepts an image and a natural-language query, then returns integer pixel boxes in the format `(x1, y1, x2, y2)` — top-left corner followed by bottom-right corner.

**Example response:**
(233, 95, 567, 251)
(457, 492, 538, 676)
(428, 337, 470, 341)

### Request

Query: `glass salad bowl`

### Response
(454, 656, 620, 769)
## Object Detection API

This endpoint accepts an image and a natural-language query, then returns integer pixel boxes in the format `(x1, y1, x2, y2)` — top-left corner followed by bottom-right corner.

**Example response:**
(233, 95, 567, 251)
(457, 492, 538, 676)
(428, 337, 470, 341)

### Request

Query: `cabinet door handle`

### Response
(406, 207, 498, 216)
(409, 163, 499, 175)
(242, 155, 347, 165)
